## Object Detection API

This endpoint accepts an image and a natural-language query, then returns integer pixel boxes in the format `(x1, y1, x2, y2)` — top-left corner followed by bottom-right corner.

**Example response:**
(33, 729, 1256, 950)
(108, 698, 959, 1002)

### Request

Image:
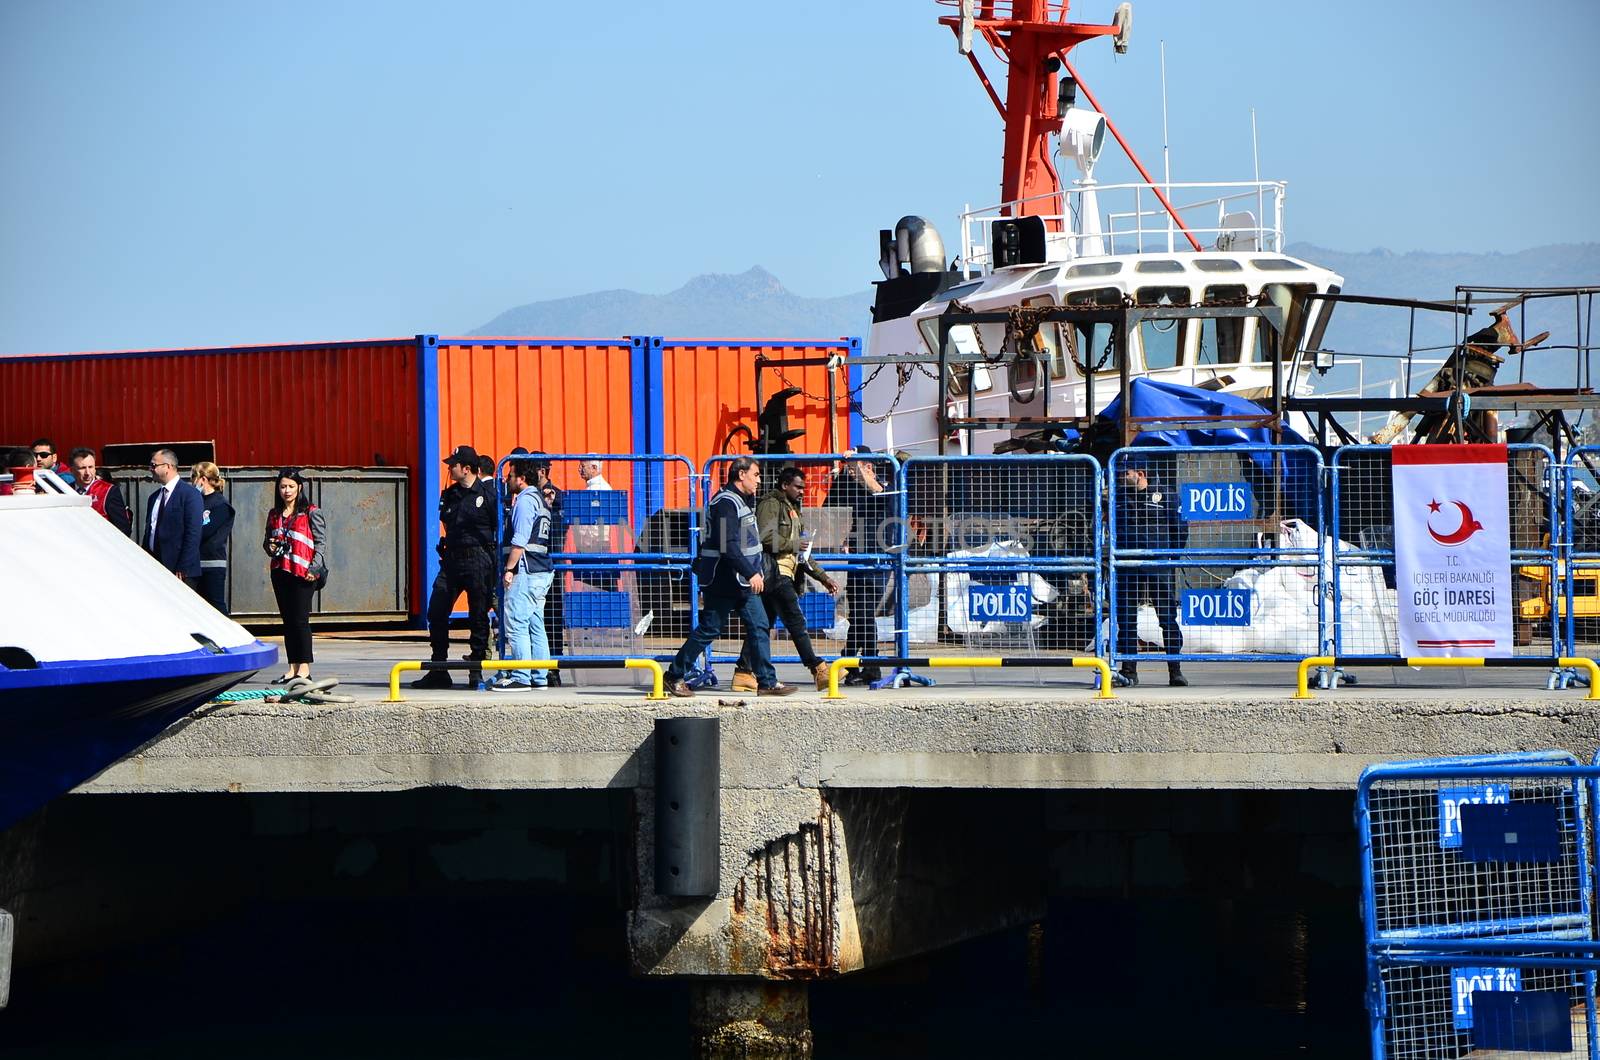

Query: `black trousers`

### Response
(736, 575, 825, 673)
(271, 568, 316, 665)
(1114, 571, 1182, 664)
(198, 567, 229, 615)
(844, 571, 886, 673)
(428, 548, 495, 661)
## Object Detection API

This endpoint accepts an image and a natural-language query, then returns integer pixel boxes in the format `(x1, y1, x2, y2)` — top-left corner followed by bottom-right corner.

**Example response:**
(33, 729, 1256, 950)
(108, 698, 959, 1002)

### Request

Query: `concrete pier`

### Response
(12, 637, 1596, 1050)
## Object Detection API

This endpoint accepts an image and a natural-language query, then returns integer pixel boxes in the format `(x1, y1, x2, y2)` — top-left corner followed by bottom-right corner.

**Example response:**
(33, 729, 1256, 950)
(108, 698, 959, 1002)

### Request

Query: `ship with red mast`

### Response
(861, 0, 1346, 455)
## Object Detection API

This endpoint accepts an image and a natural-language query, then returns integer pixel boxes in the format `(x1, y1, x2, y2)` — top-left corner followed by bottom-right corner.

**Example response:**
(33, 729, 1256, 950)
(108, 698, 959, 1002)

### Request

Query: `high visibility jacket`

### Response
(692, 486, 763, 596)
(267, 506, 325, 580)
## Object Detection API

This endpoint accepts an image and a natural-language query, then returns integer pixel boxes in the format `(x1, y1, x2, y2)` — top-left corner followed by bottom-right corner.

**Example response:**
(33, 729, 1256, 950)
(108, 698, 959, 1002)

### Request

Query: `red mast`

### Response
(939, 1, 1201, 249)
(938, 1, 1122, 216)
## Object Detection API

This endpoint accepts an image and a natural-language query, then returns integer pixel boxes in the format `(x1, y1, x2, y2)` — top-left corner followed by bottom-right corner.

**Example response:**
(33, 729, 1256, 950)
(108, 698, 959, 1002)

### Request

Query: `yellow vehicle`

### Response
(1519, 561, 1600, 620)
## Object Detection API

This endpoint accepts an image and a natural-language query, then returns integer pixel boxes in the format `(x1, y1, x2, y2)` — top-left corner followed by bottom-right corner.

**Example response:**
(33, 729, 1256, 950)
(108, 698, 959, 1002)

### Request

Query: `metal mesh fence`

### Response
(900, 455, 1102, 672)
(1359, 754, 1600, 1059)
(494, 453, 700, 665)
(1331, 445, 1559, 659)
(698, 453, 901, 670)
(1107, 444, 1325, 665)
(1377, 956, 1592, 1059)
(1363, 773, 1589, 940)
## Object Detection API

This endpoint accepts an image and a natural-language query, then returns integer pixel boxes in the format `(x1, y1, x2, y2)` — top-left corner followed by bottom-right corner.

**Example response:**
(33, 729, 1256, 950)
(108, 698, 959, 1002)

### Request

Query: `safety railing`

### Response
(387, 658, 667, 701)
(1107, 444, 1325, 673)
(822, 656, 1114, 700)
(698, 453, 902, 673)
(901, 455, 1103, 676)
(1295, 655, 1600, 700)
(1356, 753, 1599, 1058)
(1329, 444, 1561, 668)
(958, 180, 1287, 272)
(493, 453, 700, 672)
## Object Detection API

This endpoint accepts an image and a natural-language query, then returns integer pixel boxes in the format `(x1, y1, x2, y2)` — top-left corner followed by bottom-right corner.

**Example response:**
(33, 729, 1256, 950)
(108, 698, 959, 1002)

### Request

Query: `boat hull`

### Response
(0, 641, 277, 829)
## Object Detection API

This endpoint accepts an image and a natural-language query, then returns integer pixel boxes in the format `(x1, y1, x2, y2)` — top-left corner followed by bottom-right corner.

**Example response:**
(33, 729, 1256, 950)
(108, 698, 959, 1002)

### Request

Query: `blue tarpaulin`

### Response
(1098, 377, 1310, 461)
(1098, 378, 1318, 518)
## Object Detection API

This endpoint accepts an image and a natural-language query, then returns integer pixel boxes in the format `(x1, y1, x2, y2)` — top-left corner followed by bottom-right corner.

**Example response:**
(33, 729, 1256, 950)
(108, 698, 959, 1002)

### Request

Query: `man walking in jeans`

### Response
(490, 459, 554, 691)
(730, 466, 841, 692)
(663, 457, 796, 698)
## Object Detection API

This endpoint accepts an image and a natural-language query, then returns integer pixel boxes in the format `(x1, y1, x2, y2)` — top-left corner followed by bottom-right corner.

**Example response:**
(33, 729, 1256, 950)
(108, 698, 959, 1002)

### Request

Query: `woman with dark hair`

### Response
(190, 460, 235, 613)
(263, 468, 327, 683)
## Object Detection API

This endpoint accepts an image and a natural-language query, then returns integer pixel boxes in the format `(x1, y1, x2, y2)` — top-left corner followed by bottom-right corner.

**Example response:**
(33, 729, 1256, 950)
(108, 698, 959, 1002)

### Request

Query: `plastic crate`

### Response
(563, 490, 628, 525)
(775, 591, 836, 633)
(565, 590, 632, 629)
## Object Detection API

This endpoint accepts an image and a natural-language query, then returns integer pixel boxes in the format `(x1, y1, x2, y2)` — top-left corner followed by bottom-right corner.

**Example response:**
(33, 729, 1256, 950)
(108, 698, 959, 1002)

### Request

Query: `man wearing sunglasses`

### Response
(143, 449, 204, 582)
(30, 439, 74, 487)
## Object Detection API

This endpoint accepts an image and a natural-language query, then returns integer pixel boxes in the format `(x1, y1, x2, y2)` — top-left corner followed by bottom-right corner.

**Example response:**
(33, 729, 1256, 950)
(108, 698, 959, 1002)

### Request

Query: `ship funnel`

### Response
(895, 216, 946, 275)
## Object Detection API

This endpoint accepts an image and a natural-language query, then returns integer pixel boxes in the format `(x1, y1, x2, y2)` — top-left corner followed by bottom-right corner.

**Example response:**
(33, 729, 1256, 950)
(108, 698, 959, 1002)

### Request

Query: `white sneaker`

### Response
(487, 678, 533, 693)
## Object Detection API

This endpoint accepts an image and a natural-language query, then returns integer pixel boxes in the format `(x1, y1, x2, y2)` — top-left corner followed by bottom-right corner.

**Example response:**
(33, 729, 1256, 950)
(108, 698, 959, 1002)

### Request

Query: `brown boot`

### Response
(813, 662, 831, 691)
(731, 670, 758, 693)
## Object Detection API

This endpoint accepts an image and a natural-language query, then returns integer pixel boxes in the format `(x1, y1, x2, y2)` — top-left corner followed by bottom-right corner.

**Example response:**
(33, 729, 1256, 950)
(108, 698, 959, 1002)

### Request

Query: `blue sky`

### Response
(2, 0, 1596, 354)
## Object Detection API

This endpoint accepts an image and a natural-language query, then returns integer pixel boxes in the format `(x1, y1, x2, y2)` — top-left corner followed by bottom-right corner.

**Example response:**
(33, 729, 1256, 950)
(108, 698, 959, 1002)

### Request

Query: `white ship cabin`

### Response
(862, 177, 1345, 456)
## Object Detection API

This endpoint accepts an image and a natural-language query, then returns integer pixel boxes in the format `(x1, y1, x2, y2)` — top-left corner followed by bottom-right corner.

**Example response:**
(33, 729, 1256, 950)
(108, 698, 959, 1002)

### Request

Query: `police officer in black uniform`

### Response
(414, 444, 499, 689)
(1113, 457, 1188, 687)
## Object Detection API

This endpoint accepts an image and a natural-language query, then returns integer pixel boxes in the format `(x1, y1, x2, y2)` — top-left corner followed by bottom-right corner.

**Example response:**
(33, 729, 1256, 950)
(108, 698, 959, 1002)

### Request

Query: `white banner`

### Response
(1392, 444, 1513, 657)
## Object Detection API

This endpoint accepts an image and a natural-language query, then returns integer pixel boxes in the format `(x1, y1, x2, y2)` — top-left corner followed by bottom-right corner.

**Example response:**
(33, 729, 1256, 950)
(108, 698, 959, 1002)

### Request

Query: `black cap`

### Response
(853, 444, 875, 454)
(444, 444, 479, 467)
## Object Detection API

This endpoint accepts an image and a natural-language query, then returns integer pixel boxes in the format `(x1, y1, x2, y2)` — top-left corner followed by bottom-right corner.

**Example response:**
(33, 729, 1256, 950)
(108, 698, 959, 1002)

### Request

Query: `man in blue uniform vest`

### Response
(490, 458, 555, 691)
(663, 457, 796, 698)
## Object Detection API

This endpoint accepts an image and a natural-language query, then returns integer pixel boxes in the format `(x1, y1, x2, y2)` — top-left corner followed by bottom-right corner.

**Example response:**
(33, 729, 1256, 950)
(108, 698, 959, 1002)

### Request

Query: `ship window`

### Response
(930, 280, 984, 304)
(1135, 260, 1185, 274)
(1065, 287, 1122, 374)
(1195, 259, 1244, 272)
(1196, 285, 1250, 366)
(1263, 283, 1317, 360)
(1065, 261, 1123, 278)
(1023, 267, 1061, 286)
(917, 318, 993, 395)
(1023, 296, 1069, 379)
(1250, 258, 1307, 271)
(1135, 286, 1189, 371)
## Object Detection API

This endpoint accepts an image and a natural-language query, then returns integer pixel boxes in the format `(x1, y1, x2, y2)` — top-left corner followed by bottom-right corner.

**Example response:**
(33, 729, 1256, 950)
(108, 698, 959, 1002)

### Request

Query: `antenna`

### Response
(1160, 39, 1172, 252)
(1251, 108, 1264, 250)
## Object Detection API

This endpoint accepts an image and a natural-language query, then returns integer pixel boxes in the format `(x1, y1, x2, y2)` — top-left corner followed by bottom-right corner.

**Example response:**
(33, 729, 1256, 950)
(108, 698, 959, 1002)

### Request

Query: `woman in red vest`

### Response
(263, 468, 328, 683)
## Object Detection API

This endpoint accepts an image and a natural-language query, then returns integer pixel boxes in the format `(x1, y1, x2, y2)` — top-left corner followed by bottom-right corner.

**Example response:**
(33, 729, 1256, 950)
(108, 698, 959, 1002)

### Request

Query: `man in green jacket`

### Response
(731, 466, 841, 692)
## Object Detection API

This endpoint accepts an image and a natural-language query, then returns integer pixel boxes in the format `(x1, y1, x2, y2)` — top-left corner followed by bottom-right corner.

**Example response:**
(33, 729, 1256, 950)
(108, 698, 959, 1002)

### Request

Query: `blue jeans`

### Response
(504, 570, 554, 685)
(667, 590, 775, 687)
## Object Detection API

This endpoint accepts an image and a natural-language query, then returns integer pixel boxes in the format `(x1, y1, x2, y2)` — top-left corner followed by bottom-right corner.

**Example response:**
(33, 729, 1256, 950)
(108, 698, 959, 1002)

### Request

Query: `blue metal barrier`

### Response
(493, 452, 700, 664)
(901, 454, 1103, 669)
(1565, 448, 1600, 666)
(699, 452, 901, 670)
(1357, 752, 1599, 1058)
(1107, 443, 1325, 669)
(1330, 444, 1561, 666)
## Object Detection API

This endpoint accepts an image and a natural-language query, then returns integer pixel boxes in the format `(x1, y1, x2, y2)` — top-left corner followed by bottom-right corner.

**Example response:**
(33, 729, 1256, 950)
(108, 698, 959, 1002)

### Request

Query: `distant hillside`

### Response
(469, 266, 867, 340)
(470, 247, 1599, 379)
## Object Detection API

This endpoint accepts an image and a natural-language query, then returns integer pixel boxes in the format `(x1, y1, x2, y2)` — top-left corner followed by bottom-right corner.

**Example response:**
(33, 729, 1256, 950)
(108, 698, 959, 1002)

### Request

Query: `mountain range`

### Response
(470, 245, 1599, 371)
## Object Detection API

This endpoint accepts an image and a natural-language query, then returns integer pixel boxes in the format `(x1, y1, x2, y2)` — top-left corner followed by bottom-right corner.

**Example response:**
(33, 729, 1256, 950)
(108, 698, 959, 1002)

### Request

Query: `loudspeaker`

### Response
(654, 717, 720, 896)
(992, 216, 1048, 268)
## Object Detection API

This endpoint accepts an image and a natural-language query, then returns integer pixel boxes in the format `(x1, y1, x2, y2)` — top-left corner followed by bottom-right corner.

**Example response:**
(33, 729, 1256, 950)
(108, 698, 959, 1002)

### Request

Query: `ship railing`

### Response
(959, 180, 1286, 274)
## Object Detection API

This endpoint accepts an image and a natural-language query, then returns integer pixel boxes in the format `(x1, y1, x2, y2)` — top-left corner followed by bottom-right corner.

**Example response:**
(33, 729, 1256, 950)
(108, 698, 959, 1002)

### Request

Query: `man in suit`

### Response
(144, 448, 203, 581)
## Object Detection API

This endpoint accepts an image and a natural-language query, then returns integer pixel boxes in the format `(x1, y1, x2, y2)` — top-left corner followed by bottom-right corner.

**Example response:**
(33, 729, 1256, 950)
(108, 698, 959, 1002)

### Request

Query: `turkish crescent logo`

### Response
(1427, 499, 1484, 546)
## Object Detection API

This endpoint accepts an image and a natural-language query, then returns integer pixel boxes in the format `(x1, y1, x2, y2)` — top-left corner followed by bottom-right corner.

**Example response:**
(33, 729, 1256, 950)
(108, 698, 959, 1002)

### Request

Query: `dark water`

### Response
(0, 790, 1365, 1058)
